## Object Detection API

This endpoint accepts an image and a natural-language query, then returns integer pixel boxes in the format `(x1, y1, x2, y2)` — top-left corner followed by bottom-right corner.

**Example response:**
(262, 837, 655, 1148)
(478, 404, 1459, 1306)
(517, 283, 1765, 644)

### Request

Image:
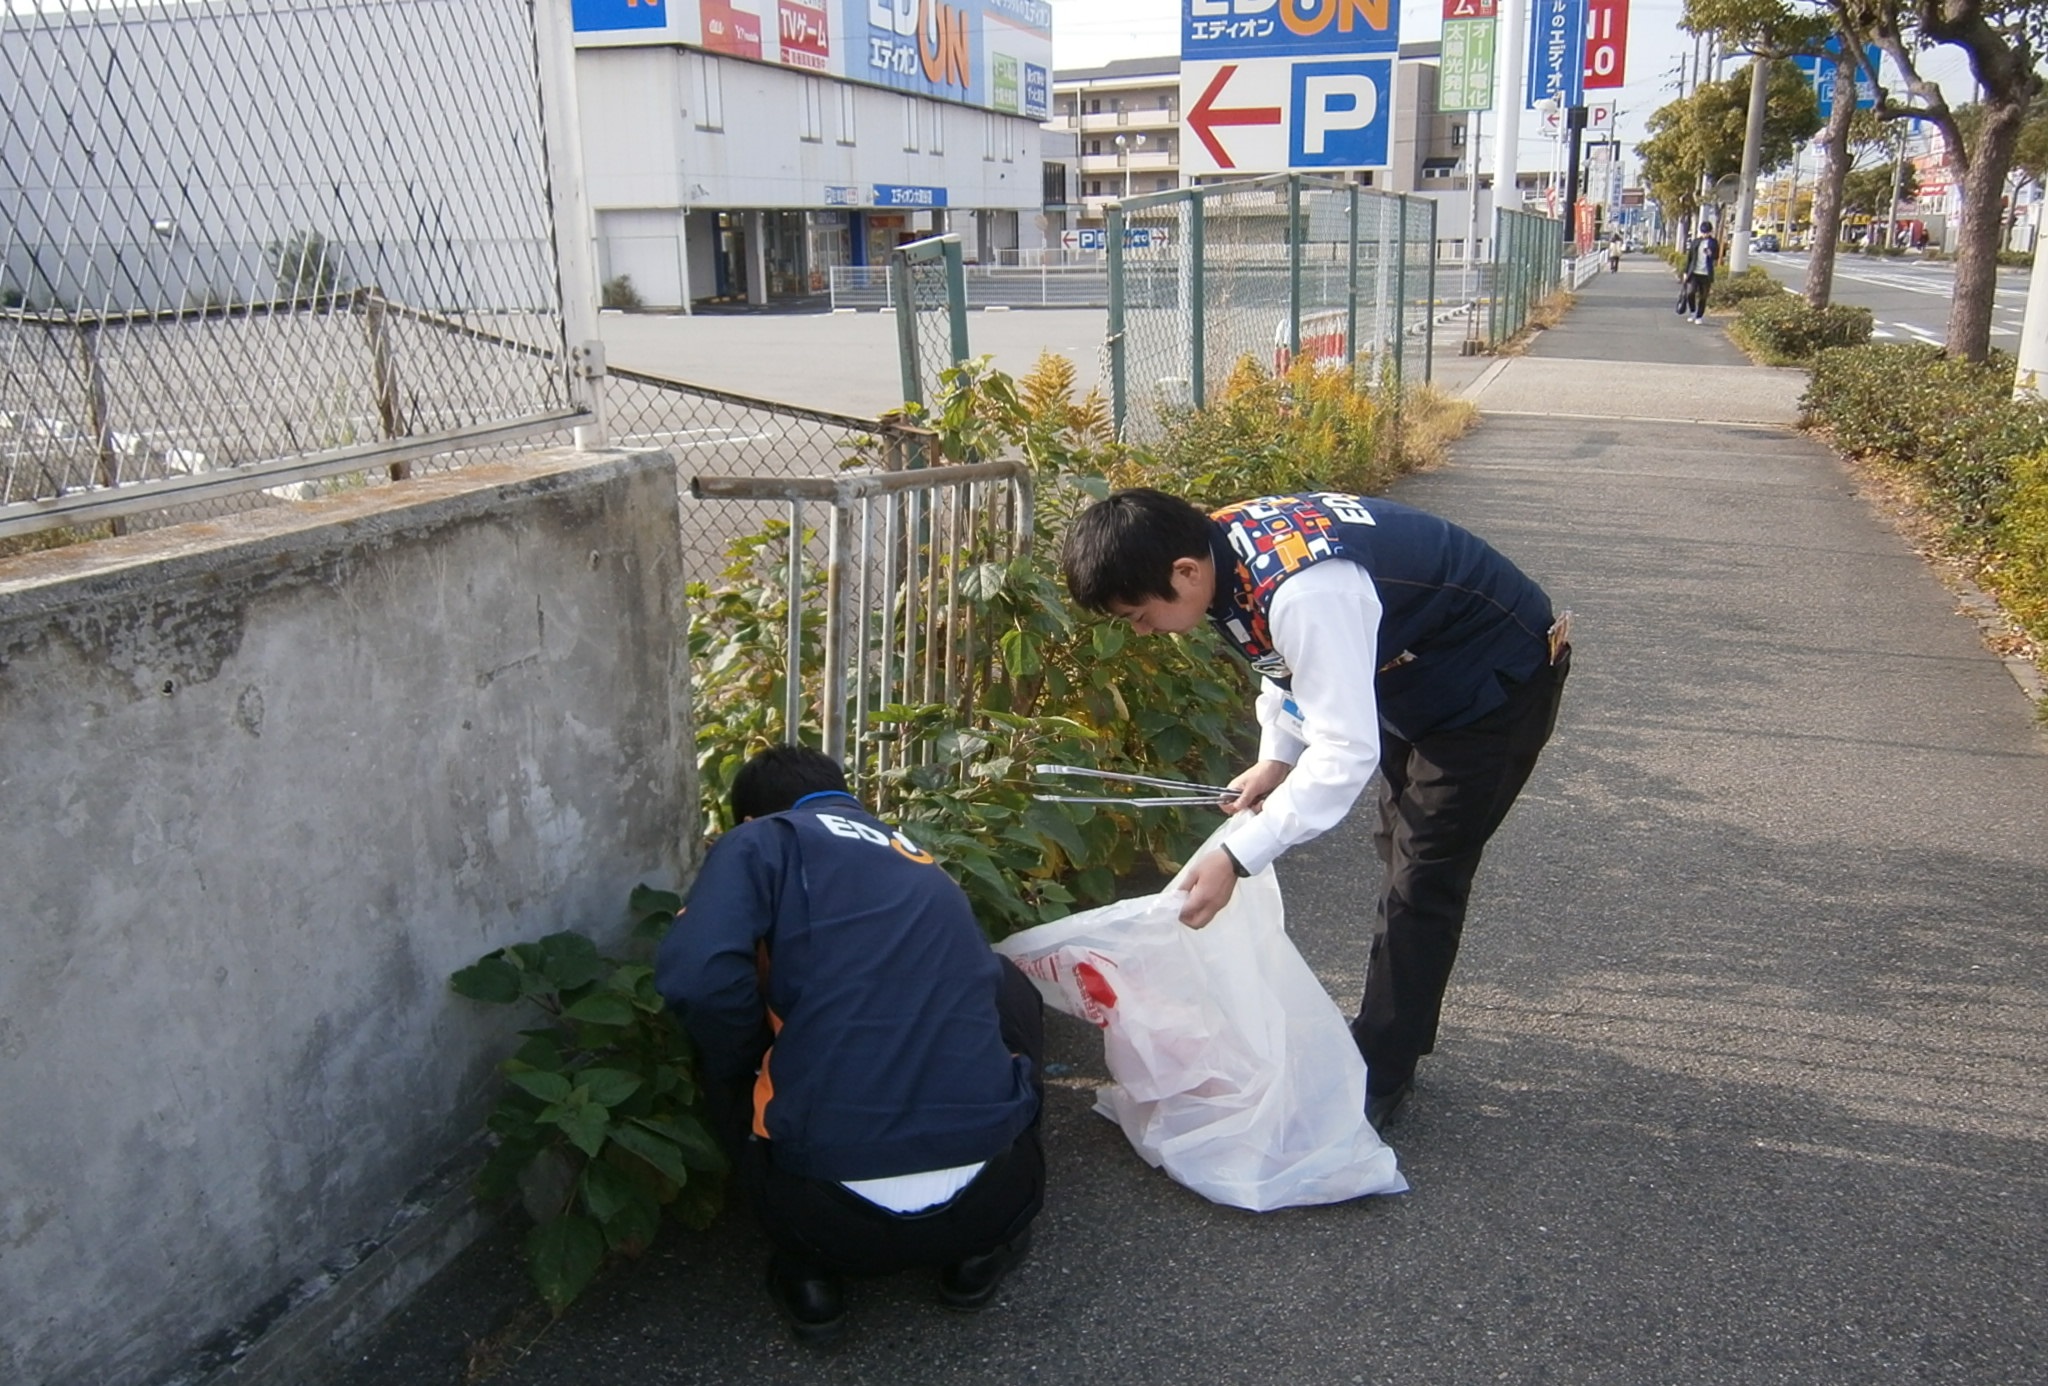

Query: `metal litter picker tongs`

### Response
(1031, 764, 1239, 809)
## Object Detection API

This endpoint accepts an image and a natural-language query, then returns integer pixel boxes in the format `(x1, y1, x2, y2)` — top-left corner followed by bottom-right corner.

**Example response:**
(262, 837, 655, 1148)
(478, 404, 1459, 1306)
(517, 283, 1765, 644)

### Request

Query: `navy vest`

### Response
(1207, 493, 1554, 739)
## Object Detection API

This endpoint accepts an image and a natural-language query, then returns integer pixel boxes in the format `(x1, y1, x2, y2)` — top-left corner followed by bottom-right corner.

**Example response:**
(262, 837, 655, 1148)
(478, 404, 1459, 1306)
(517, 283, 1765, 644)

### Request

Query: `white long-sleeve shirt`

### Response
(1216, 558, 1386, 876)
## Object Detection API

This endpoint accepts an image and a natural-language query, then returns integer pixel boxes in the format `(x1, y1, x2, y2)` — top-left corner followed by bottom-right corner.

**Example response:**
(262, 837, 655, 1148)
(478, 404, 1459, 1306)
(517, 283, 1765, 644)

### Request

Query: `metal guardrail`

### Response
(689, 459, 1031, 794)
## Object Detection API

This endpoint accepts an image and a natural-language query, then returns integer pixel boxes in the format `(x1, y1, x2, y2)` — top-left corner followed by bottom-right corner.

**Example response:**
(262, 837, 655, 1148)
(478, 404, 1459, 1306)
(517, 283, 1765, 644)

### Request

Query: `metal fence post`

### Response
(1492, 209, 1508, 345)
(1287, 175, 1303, 366)
(892, 253, 923, 408)
(359, 290, 412, 479)
(1108, 201, 1128, 435)
(942, 237, 970, 366)
(1346, 185, 1361, 391)
(785, 499, 807, 745)
(1422, 198, 1437, 383)
(534, 0, 607, 448)
(1391, 196, 1408, 385)
(1189, 191, 1206, 409)
(822, 493, 851, 762)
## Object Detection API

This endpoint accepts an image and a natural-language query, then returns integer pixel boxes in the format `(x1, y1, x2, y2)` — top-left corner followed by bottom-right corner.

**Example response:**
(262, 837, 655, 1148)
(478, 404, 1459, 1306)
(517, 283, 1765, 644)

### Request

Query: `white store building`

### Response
(574, 0, 1056, 310)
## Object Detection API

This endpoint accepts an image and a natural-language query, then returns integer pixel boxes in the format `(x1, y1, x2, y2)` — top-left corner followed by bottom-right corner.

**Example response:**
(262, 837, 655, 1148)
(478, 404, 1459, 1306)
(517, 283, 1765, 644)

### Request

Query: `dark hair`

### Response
(1060, 487, 1213, 613)
(730, 744, 850, 821)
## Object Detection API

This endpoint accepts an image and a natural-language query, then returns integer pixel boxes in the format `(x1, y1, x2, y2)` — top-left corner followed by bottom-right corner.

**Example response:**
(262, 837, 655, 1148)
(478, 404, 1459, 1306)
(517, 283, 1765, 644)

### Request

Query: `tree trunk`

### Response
(1803, 73, 1857, 309)
(1948, 97, 2025, 361)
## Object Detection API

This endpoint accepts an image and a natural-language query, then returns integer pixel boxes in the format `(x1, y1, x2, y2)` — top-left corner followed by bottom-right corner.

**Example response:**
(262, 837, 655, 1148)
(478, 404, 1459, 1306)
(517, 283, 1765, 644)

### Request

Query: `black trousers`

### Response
(743, 957, 1046, 1278)
(1352, 650, 1570, 1093)
(1682, 273, 1712, 316)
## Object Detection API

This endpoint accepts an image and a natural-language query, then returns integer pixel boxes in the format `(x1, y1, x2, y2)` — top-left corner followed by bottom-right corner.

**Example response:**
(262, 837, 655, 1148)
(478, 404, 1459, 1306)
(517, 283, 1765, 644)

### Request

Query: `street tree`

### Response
(1824, 0, 2047, 360)
(1955, 98, 2048, 249)
(1683, 0, 1863, 306)
(1841, 160, 1921, 218)
(1640, 61, 1825, 224)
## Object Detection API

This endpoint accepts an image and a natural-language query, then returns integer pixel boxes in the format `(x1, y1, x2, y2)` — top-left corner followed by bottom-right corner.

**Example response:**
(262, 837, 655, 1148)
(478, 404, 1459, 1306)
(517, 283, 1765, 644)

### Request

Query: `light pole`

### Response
(1114, 132, 1146, 201)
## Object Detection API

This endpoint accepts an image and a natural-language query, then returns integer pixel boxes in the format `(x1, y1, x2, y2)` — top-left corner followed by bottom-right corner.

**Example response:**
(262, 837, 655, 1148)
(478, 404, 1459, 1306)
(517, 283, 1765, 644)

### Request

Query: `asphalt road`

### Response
(1748, 250, 2031, 348)
(329, 260, 2048, 1386)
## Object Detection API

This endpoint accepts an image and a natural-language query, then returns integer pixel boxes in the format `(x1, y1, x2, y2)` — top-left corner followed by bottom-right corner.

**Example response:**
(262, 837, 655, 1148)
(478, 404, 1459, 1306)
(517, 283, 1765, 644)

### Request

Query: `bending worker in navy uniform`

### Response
(1061, 489, 1570, 1132)
(655, 745, 1044, 1343)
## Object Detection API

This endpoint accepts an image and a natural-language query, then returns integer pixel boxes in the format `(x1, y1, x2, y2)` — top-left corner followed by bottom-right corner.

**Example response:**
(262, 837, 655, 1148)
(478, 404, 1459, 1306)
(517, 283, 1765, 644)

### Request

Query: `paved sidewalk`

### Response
(332, 260, 2048, 1386)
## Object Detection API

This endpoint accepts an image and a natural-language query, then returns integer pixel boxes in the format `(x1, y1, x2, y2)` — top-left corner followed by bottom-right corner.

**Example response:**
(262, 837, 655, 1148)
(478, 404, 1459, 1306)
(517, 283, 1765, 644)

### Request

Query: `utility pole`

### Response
(1730, 56, 1770, 272)
(2015, 206, 2048, 398)
(1494, 0, 1529, 221)
(1883, 122, 1907, 249)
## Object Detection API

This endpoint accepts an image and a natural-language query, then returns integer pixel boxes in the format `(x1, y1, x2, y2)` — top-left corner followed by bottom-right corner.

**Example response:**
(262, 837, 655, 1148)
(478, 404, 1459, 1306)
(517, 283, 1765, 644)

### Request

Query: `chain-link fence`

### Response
(1104, 175, 1439, 445)
(1486, 208, 1566, 348)
(610, 364, 941, 587)
(891, 235, 970, 412)
(1, 0, 591, 541)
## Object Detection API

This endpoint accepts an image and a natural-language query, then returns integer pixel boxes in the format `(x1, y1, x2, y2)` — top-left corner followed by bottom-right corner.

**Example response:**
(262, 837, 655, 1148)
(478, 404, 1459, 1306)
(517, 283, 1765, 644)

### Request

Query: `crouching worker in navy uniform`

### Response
(1061, 489, 1570, 1134)
(656, 745, 1045, 1343)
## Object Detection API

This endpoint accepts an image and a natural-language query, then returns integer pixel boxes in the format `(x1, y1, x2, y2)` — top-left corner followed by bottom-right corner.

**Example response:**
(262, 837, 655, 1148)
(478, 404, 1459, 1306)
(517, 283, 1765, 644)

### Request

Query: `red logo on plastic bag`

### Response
(1074, 960, 1118, 1027)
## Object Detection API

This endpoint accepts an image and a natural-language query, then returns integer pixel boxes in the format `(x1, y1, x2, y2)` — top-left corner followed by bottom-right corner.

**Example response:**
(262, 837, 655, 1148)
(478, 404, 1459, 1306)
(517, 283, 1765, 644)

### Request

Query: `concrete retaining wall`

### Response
(0, 448, 694, 1386)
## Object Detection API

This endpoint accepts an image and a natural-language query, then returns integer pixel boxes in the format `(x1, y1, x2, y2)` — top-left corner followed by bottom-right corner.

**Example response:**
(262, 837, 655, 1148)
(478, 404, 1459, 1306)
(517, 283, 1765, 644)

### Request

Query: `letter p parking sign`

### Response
(1289, 58, 1391, 168)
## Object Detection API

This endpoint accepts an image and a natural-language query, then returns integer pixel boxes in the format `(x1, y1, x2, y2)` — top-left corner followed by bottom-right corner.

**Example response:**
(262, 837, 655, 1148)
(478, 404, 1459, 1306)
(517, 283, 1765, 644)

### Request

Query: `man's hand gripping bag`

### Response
(995, 826, 1406, 1211)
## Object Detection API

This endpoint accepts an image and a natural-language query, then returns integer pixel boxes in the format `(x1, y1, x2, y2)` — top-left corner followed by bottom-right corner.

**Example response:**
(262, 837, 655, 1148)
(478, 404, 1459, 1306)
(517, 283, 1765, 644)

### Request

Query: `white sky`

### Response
(1043, 0, 1977, 173)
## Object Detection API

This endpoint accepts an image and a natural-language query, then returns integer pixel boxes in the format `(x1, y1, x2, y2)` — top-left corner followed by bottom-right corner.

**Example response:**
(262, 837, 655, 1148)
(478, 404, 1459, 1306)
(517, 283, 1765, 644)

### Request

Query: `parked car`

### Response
(1755, 233, 1781, 252)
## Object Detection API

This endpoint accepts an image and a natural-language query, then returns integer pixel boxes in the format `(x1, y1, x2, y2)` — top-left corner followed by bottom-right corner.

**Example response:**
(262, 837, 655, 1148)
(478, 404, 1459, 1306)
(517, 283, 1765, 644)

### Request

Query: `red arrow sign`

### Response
(1187, 64, 1281, 170)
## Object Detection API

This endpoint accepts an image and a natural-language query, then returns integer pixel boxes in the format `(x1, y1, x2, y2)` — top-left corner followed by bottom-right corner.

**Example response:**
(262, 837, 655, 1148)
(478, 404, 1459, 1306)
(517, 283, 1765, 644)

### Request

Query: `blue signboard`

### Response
(1794, 44, 1880, 118)
(1289, 57, 1393, 168)
(1183, 0, 1398, 60)
(573, 0, 666, 31)
(873, 184, 948, 208)
(1072, 228, 1158, 250)
(1526, 0, 1585, 108)
(1024, 63, 1049, 119)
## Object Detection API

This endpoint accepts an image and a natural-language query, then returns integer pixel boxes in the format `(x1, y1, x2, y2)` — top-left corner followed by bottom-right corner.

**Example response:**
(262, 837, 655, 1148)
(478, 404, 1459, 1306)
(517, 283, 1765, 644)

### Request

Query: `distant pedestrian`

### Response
(1679, 223, 1719, 322)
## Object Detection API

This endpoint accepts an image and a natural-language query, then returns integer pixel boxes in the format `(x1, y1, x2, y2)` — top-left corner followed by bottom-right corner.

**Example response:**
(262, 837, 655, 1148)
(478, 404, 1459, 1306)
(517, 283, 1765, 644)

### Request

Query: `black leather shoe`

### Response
(1366, 1080, 1414, 1134)
(938, 1228, 1033, 1311)
(767, 1255, 845, 1344)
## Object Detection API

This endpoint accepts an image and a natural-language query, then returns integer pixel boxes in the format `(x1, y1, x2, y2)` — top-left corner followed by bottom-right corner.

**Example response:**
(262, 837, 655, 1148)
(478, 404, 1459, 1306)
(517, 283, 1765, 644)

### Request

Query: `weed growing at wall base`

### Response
(449, 888, 725, 1313)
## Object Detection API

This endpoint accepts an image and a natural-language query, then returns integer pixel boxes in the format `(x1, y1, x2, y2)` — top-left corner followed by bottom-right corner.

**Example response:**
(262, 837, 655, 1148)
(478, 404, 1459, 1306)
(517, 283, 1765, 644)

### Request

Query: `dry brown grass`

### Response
(1394, 383, 1480, 473)
(1492, 291, 1574, 356)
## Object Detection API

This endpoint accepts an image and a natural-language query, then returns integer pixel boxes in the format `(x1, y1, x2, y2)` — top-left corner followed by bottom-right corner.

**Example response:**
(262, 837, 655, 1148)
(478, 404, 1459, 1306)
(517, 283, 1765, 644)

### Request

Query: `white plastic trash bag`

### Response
(995, 826, 1406, 1211)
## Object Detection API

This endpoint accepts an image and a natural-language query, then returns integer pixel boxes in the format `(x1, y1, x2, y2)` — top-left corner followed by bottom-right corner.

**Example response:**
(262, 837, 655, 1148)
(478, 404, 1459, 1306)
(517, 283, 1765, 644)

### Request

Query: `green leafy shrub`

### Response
(1708, 265, 1786, 309)
(450, 889, 726, 1313)
(1803, 344, 2048, 539)
(1135, 355, 1402, 505)
(1984, 447, 2048, 649)
(1733, 296, 1873, 364)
